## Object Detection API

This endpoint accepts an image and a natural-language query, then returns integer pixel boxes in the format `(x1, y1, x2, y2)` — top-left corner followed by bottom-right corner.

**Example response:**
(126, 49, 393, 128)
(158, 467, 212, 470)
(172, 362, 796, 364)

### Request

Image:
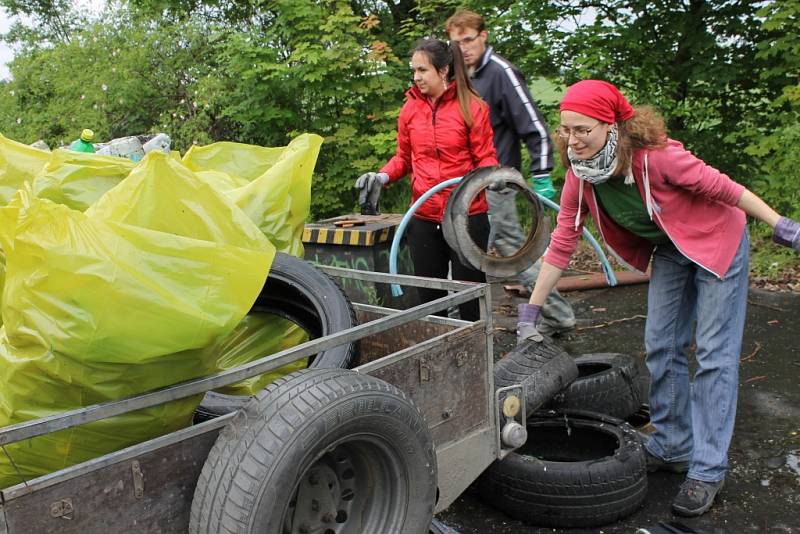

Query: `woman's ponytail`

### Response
(448, 43, 481, 128)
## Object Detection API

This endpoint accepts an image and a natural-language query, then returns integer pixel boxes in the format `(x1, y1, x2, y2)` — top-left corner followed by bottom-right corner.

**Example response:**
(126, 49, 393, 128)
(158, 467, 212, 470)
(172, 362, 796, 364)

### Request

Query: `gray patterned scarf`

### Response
(567, 125, 632, 185)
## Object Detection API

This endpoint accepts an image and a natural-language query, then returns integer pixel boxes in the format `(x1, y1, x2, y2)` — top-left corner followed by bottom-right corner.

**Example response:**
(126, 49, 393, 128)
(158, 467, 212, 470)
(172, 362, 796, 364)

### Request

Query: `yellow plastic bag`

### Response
(32, 148, 135, 211)
(183, 134, 321, 256)
(0, 156, 275, 487)
(0, 134, 324, 487)
(0, 134, 50, 206)
(0, 135, 52, 328)
(211, 313, 310, 396)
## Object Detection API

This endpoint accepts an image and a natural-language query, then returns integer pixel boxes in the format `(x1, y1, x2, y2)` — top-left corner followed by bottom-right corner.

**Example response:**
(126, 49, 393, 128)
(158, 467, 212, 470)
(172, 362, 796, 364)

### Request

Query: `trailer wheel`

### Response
(494, 337, 578, 415)
(195, 253, 358, 421)
(479, 410, 647, 528)
(190, 368, 437, 534)
(546, 353, 642, 419)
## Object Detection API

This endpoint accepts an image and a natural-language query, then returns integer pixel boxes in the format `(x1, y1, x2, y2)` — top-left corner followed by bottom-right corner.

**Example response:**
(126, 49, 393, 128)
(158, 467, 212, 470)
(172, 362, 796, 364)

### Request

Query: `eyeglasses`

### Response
(450, 34, 481, 46)
(555, 123, 601, 139)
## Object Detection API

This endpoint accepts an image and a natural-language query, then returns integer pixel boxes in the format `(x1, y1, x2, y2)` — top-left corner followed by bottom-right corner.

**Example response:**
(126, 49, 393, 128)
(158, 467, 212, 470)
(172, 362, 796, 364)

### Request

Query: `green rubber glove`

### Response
(530, 174, 556, 200)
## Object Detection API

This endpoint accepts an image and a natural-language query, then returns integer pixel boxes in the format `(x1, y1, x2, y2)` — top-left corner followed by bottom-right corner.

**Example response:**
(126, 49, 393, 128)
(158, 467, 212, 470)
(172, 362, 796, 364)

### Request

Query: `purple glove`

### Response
(773, 217, 800, 252)
(516, 303, 543, 345)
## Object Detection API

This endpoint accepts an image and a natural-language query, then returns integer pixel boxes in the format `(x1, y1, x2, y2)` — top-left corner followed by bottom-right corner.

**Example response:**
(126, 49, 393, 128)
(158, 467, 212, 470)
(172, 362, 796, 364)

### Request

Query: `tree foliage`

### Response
(0, 0, 798, 262)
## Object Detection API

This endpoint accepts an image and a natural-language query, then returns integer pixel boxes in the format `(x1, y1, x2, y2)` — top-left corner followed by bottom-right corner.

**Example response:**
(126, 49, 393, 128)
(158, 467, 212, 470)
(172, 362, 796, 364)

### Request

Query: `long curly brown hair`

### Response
(556, 105, 668, 176)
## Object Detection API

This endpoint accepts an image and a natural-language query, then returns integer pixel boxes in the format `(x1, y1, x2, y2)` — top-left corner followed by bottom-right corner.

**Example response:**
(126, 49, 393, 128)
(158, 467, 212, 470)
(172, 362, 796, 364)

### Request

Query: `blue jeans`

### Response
(644, 231, 749, 483)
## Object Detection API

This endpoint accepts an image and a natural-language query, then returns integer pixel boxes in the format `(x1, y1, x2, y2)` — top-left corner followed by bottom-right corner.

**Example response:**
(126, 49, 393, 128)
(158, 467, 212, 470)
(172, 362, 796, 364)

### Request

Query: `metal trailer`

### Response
(0, 267, 527, 534)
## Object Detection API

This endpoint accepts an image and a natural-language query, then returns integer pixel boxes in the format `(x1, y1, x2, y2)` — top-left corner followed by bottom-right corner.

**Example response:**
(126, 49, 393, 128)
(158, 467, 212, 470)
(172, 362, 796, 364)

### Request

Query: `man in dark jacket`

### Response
(446, 9, 574, 335)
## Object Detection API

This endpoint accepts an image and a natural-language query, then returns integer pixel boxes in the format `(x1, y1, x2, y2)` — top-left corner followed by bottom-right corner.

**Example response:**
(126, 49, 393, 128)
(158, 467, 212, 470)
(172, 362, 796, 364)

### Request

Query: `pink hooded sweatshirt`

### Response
(546, 138, 746, 279)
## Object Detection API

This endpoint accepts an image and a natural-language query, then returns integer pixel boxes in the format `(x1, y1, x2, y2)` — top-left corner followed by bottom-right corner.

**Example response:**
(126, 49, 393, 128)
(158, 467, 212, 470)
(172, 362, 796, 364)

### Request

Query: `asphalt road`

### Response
(436, 282, 800, 533)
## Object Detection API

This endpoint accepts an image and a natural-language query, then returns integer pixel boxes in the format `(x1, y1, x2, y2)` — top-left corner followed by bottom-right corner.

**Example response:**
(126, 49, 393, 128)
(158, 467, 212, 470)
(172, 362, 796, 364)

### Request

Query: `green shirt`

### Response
(593, 178, 669, 245)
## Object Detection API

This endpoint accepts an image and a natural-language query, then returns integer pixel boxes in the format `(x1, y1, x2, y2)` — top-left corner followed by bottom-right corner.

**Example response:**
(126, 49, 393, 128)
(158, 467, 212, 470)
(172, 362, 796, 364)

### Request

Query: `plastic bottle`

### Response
(69, 129, 96, 153)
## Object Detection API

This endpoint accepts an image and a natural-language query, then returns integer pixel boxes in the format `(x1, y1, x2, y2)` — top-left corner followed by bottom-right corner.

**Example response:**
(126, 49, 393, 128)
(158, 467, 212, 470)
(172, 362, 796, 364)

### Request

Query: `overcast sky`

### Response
(1, 2, 104, 80)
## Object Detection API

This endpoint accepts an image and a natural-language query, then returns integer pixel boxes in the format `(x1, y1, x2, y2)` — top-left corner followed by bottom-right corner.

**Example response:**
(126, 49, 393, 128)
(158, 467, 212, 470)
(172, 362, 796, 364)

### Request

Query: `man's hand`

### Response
(355, 172, 389, 215)
(773, 217, 800, 252)
(516, 303, 543, 345)
(530, 174, 556, 201)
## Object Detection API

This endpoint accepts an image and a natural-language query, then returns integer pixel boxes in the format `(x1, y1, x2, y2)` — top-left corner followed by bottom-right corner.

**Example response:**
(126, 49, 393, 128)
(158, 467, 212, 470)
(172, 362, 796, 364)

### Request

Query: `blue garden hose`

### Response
(390, 178, 461, 297)
(536, 195, 618, 287)
(388, 182, 617, 296)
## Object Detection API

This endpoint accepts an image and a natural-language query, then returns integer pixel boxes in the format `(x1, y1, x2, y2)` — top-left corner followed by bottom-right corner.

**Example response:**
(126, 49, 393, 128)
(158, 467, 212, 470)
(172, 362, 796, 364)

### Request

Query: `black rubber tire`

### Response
(494, 337, 578, 416)
(189, 368, 437, 534)
(546, 353, 642, 419)
(194, 253, 358, 421)
(478, 410, 647, 528)
(442, 165, 550, 278)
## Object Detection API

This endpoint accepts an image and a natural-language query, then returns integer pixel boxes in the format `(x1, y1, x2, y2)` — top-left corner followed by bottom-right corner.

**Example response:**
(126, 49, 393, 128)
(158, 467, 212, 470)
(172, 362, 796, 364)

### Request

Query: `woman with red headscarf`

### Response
(516, 80, 800, 517)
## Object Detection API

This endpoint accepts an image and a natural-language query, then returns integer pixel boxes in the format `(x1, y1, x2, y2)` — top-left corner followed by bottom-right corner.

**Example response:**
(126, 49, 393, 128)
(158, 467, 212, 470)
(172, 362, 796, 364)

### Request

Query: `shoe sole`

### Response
(671, 480, 724, 517)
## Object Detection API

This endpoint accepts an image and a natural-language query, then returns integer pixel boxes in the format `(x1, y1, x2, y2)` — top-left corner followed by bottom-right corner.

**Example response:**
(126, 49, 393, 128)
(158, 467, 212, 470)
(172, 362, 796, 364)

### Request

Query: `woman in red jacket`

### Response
(356, 38, 498, 321)
(516, 80, 800, 517)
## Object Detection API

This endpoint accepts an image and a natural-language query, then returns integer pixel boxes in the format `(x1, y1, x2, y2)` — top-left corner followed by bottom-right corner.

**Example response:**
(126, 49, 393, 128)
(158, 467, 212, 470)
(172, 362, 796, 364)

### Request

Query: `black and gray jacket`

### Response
(470, 47, 553, 177)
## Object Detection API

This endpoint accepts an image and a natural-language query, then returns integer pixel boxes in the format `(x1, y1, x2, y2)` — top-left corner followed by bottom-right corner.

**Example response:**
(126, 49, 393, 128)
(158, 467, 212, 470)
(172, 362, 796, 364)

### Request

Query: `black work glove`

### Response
(355, 172, 389, 215)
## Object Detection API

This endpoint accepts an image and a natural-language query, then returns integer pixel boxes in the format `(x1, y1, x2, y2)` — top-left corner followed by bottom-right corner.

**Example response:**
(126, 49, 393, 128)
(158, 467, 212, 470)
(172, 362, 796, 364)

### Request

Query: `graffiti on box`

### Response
(304, 245, 417, 308)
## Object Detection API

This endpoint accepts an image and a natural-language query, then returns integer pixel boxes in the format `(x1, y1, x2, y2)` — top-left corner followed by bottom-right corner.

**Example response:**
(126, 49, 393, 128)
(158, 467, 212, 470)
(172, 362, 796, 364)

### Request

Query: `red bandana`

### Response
(560, 80, 635, 124)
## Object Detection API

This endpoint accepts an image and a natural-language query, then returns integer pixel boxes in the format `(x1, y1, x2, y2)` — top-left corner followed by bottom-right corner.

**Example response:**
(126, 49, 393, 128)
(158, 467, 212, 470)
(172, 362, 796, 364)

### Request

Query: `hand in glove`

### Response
(355, 172, 389, 215)
(516, 303, 543, 345)
(530, 174, 556, 201)
(773, 217, 800, 252)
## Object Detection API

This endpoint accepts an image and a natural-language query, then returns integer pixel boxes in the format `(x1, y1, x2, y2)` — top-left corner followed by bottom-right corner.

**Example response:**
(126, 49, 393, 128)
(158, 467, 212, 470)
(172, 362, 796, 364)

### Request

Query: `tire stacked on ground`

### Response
(545, 352, 642, 420)
(479, 410, 647, 528)
(486, 342, 648, 528)
(493, 337, 578, 417)
(194, 253, 358, 421)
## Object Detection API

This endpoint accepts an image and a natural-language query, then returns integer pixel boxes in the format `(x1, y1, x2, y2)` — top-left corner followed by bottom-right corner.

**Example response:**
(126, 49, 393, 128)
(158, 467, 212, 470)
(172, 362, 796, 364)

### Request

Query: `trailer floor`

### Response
(437, 282, 800, 533)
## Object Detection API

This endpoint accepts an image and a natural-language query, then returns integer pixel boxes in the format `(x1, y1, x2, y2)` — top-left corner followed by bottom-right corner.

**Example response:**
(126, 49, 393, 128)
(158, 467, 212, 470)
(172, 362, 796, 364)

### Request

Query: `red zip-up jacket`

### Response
(546, 139, 746, 278)
(380, 83, 498, 223)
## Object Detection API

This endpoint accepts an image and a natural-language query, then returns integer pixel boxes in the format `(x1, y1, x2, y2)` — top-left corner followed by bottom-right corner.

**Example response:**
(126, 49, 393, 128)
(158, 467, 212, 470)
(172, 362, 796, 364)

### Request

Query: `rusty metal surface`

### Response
(357, 310, 490, 446)
(354, 309, 456, 365)
(1, 428, 219, 534)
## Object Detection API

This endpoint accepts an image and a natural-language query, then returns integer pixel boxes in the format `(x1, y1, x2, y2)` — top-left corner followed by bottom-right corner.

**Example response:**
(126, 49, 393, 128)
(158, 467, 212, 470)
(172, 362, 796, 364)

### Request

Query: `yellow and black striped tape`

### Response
(302, 226, 392, 246)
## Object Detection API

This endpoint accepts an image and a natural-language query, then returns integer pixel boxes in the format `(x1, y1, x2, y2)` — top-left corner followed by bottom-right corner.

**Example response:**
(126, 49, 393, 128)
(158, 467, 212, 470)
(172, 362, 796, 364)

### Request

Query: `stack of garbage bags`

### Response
(0, 133, 322, 488)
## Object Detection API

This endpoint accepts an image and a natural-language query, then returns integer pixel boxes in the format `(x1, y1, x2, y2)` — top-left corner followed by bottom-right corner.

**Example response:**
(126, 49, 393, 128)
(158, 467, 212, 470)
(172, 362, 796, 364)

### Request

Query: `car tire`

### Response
(442, 166, 550, 278)
(493, 337, 578, 416)
(479, 409, 647, 528)
(189, 368, 437, 534)
(546, 353, 641, 419)
(194, 253, 358, 422)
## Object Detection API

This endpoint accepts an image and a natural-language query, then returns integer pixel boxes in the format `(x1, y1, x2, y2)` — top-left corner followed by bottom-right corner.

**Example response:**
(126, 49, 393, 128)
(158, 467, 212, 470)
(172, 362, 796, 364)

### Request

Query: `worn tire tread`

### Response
(478, 411, 647, 528)
(189, 368, 436, 534)
(494, 338, 579, 413)
(546, 353, 641, 419)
